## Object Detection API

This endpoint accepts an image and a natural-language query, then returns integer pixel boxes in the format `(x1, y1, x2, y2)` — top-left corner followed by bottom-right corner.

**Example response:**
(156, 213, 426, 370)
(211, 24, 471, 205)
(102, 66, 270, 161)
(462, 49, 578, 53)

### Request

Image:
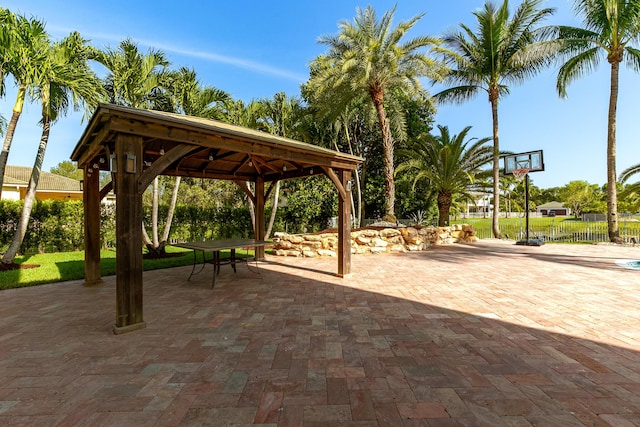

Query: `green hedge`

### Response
(0, 200, 257, 255)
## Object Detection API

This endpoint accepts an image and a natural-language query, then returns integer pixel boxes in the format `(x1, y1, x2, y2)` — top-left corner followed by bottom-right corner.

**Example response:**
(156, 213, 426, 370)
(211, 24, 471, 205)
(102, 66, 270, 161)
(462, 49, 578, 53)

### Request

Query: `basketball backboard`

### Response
(503, 150, 544, 175)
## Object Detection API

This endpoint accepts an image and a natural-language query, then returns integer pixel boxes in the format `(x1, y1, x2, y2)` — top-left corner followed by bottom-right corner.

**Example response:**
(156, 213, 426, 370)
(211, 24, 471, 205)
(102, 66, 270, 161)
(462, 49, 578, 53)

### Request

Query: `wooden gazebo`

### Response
(71, 104, 362, 334)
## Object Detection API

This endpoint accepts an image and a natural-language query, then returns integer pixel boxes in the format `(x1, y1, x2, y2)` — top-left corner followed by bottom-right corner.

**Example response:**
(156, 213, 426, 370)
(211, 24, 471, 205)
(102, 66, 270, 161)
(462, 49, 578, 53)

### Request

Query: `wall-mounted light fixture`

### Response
(346, 180, 352, 192)
(110, 153, 117, 173)
(125, 154, 136, 173)
(309, 168, 314, 175)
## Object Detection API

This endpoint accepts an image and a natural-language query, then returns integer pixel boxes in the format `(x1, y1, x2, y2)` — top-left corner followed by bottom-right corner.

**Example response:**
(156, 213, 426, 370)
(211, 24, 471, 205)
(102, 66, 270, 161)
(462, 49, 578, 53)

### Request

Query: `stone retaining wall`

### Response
(272, 224, 477, 257)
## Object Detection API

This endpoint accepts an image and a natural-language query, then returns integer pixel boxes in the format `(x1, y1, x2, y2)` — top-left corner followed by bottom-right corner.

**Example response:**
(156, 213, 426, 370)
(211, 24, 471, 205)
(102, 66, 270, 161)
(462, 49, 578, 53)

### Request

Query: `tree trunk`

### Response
(370, 90, 395, 218)
(151, 176, 159, 247)
(607, 61, 620, 242)
(265, 180, 280, 239)
(489, 88, 502, 238)
(437, 191, 452, 227)
(1, 117, 49, 265)
(161, 176, 181, 243)
(247, 181, 256, 230)
(342, 121, 362, 228)
(0, 87, 26, 198)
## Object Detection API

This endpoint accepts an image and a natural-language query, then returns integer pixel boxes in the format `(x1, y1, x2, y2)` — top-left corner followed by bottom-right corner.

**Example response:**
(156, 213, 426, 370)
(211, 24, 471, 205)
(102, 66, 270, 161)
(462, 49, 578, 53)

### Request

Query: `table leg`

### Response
(212, 251, 220, 288)
(231, 249, 237, 273)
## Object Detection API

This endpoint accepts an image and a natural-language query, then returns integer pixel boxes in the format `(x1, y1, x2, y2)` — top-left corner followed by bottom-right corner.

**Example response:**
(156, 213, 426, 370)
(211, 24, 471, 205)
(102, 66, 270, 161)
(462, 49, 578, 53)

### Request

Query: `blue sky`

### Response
(2, 0, 638, 189)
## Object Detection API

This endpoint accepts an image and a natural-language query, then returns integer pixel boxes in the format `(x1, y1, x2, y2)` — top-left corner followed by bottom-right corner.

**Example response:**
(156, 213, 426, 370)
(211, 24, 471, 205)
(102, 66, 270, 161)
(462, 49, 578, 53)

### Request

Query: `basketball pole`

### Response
(525, 173, 530, 245)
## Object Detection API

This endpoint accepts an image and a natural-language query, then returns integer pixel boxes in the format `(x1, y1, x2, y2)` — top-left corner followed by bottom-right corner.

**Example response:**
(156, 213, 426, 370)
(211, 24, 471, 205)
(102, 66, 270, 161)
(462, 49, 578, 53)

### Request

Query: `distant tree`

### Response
(308, 5, 444, 219)
(436, 0, 558, 237)
(50, 160, 83, 180)
(556, 0, 640, 241)
(396, 125, 493, 226)
(559, 180, 602, 217)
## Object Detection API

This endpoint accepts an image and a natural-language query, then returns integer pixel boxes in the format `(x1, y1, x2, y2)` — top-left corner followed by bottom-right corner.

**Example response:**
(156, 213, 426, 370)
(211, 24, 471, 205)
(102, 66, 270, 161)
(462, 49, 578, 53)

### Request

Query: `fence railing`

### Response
(470, 220, 639, 244)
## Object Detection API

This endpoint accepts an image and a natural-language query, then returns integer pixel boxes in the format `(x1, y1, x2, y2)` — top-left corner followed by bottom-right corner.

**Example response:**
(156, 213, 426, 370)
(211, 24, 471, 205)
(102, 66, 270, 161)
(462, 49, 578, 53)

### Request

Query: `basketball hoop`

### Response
(512, 168, 529, 182)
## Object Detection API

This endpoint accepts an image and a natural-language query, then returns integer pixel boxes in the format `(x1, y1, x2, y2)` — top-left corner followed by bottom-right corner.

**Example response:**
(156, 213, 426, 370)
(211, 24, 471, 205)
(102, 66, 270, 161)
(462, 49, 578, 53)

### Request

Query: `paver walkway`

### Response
(1, 239, 640, 426)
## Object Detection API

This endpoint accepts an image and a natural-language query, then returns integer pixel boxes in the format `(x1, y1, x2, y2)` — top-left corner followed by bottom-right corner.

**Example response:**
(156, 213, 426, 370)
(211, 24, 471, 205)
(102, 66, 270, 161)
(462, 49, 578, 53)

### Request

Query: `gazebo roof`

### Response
(71, 104, 361, 182)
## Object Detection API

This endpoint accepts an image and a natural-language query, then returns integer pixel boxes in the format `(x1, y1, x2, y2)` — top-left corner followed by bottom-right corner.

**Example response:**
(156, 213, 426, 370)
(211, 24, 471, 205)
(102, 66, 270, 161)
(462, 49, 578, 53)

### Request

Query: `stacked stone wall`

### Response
(272, 224, 477, 257)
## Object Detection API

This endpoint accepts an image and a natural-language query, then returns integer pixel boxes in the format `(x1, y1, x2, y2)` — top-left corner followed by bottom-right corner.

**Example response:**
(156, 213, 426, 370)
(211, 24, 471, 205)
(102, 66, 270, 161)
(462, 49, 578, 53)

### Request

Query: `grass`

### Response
(0, 246, 255, 290)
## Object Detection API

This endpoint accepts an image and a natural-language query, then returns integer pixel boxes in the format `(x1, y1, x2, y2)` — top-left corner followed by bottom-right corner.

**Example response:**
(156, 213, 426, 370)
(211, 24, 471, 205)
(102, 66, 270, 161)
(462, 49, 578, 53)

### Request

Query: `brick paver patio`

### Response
(1, 239, 639, 426)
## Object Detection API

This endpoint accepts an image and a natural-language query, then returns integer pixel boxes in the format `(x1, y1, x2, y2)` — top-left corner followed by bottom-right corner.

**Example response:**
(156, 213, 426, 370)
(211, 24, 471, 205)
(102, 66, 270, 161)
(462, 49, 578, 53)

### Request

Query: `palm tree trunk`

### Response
(1, 117, 49, 265)
(607, 61, 620, 242)
(371, 92, 395, 218)
(246, 181, 256, 229)
(265, 180, 280, 239)
(151, 177, 159, 247)
(437, 191, 452, 227)
(489, 91, 502, 238)
(0, 87, 26, 198)
(342, 121, 362, 228)
(161, 176, 181, 244)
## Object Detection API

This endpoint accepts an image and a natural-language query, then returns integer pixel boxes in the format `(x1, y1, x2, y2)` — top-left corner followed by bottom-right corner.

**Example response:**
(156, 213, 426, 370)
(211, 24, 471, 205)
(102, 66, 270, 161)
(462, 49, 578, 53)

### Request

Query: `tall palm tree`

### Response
(0, 10, 48, 198)
(2, 32, 104, 265)
(90, 38, 168, 109)
(436, 0, 557, 237)
(556, 0, 640, 242)
(92, 39, 175, 256)
(396, 125, 493, 226)
(308, 5, 445, 219)
(255, 92, 306, 238)
(140, 67, 233, 256)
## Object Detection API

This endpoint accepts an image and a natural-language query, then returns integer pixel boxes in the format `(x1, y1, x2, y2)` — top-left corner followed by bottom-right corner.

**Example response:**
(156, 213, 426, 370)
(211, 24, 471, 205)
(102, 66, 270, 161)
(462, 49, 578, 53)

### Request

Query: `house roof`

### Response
(537, 201, 566, 209)
(3, 165, 82, 192)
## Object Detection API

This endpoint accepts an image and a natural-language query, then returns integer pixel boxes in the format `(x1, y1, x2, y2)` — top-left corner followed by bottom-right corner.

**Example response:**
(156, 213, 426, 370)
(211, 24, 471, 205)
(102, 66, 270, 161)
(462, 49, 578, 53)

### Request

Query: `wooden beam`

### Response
(254, 177, 266, 260)
(108, 117, 360, 171)
(99, 181, 113, 200)
(233, 180, 256, 205)
(113, 134, 146, 334)
(337, 169, 352, 277)
(83, 166, 102, 286)
(322, 166, 347, 200)
(138, 144, 200, 192)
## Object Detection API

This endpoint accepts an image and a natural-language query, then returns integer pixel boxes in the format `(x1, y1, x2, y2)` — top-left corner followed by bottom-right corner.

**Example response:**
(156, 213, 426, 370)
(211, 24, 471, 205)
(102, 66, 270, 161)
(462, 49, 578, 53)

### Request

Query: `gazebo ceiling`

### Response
(71, 104, 361, 183)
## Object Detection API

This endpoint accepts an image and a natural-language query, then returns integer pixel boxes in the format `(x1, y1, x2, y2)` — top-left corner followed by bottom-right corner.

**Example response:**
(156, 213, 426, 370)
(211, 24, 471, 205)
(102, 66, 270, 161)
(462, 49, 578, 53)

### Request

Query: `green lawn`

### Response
(0, 246, 255, 290)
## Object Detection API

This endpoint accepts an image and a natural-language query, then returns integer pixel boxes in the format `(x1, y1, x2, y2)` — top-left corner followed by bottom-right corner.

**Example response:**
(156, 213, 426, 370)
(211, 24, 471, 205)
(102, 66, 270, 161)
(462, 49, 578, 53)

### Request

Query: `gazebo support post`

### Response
(113, 135, 146, 334)
(83, 164, 103, 286)
(338, 169, 352, 277)
(254, 177, 266, 260)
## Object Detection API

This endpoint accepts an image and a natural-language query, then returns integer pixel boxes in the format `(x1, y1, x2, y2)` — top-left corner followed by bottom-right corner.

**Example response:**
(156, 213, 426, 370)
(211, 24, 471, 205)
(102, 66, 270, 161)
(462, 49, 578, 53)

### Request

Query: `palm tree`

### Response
(255, 92, 307, 238)
(0, 10, 48, 198)
(92, 39, 175, 256)
(396, 125, 493, 226)
(90, 38, 168, 108)
(620, 162, 640, 192)
(308, 5, 444, 219)
(139, 67, 233, 256)
(556, 0, 640, 242)
(2, 32, 104, 265)
(436, 0, 557, 237)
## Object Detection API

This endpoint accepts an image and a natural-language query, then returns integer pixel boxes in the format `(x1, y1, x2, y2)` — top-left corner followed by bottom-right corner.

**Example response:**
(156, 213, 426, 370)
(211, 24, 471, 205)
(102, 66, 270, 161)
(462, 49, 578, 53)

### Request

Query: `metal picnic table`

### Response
(173, 238, 271, 288)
